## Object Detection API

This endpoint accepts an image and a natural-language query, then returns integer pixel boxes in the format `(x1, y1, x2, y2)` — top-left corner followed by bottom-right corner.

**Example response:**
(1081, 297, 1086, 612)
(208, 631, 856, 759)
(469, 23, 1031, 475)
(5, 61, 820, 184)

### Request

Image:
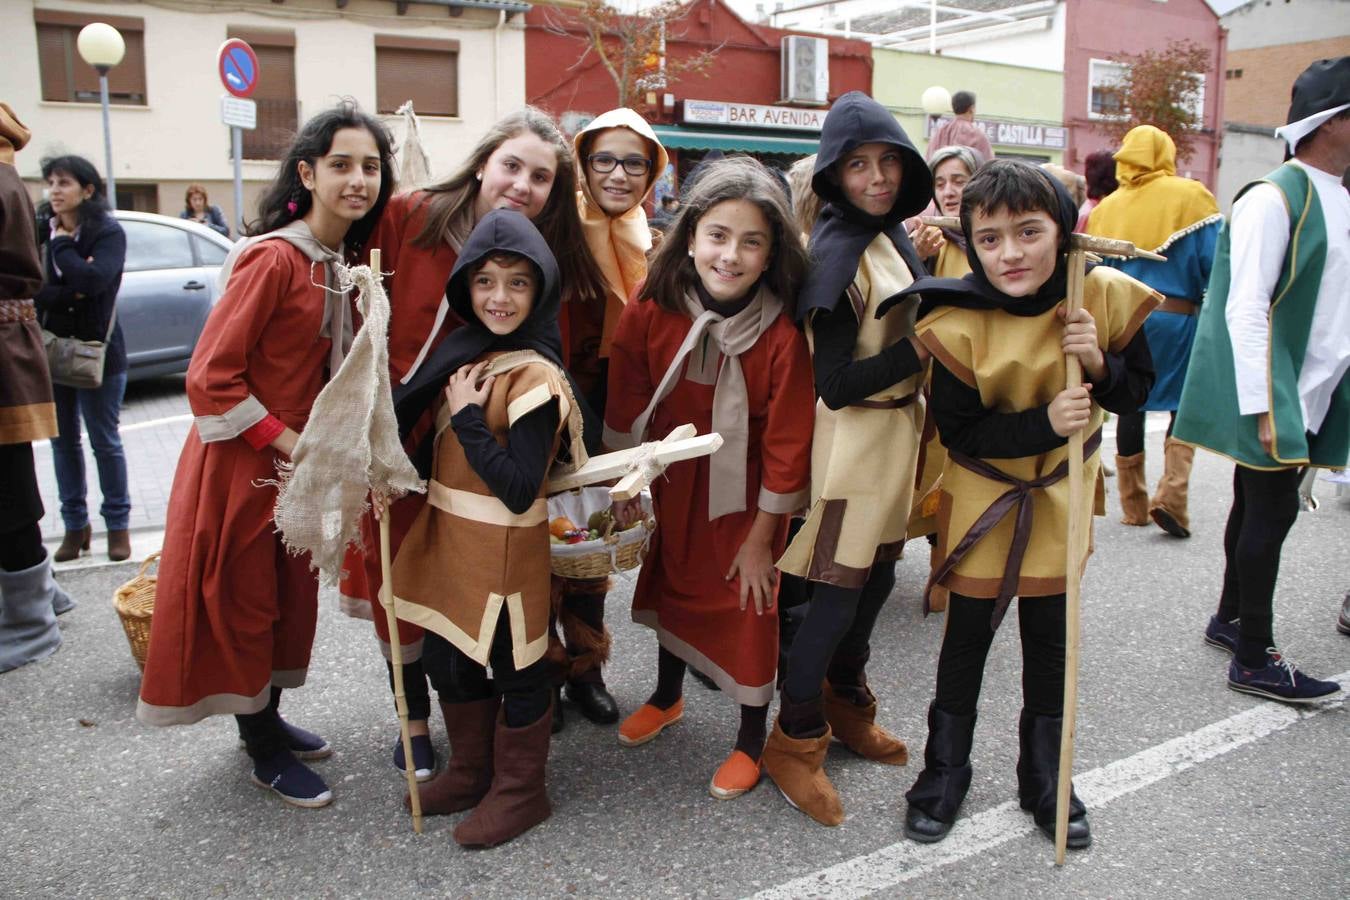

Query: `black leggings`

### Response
(782, 562, 895, 704)
(236, 686, 285, 761)
(421, 608, 551, 728)
(1115, 410, 1176, 457)
(385, 658, 432, 722)
(1215, 465, 1302, 663)
(0, 522, 45, 573)
(933, 592, 1066, 718)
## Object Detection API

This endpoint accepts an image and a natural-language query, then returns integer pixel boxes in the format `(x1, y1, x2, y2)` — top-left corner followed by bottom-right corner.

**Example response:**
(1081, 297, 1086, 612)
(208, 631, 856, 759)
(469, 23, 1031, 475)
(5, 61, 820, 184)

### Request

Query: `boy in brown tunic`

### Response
(391, 209, 583, 848)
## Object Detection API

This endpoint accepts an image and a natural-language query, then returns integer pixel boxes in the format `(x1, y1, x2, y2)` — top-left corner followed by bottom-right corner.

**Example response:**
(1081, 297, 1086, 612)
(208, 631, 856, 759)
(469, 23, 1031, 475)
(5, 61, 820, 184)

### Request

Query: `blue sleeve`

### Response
(48, 224, 126, 296)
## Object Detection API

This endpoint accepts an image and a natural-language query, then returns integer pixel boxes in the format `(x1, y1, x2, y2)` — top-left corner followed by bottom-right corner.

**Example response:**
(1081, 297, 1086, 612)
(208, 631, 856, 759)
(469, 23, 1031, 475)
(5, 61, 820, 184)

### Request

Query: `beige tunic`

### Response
(392, 351, 571, 669)
(918, 267, 1158, 602)
(778, 234, 925, 589)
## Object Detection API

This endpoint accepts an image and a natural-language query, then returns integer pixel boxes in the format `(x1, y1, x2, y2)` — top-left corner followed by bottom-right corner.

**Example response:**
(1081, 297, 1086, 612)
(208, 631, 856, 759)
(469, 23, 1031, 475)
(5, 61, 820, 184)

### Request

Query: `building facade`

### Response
(1216, 0, 1350, 209)
(7, 0, 527, 230)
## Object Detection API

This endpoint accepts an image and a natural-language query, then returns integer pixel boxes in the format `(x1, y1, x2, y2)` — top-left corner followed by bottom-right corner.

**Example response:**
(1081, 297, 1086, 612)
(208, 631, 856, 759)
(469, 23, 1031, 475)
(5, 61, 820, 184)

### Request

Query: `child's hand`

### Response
(1058, 306, 1106, 381)
(1257, 412, 1275, 455)
(907, 334, 932, 364)
(726, 536, 777, 616)
(909, 224, 945, 259)
(611, 496, 644, 530)
(1048, 385, 1094, 437)
(445, 361, 494, 415)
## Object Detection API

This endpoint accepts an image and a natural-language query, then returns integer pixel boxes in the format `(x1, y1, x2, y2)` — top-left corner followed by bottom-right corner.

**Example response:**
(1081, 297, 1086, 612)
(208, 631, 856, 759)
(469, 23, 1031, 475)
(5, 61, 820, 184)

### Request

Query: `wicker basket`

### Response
(112, 552, 159, 671)
(548, 488, 654, 580)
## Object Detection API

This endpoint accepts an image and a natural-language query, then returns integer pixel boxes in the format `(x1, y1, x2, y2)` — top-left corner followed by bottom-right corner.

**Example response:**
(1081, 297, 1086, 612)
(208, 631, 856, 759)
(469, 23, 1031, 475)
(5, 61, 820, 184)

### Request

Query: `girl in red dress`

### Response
(137, 103, 396, 809)
(604, 157, 815, 800)
(337, 108, 606, 780)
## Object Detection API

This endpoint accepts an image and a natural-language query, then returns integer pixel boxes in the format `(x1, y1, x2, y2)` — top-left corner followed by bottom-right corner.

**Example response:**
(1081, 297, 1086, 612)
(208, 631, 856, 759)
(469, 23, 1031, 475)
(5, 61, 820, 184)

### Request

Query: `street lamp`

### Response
(76, 23, 125, 208)
(921, 85, 952, 148)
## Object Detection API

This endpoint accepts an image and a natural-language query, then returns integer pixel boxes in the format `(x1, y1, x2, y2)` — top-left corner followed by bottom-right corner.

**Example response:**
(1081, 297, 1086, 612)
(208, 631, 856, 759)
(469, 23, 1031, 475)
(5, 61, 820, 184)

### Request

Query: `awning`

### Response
(651, 125, 818, 155)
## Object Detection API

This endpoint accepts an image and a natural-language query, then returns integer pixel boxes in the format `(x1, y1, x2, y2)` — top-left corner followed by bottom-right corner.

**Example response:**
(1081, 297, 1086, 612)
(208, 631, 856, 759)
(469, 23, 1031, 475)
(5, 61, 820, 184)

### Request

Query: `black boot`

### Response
(903, 703, 977, 843)
(1016, 709, 1092, 850)
(560, 591, 619, 724)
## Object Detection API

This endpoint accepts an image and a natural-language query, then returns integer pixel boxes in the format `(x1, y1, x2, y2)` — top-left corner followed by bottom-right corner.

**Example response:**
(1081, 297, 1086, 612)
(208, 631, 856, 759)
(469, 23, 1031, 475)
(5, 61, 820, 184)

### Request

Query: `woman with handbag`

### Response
(34, 155, 131, 562)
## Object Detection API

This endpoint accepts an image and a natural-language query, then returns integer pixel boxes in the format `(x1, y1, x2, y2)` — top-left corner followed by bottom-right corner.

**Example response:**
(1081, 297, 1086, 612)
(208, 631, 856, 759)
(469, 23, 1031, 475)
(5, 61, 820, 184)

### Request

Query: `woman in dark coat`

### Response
(34, 154, 131, 562)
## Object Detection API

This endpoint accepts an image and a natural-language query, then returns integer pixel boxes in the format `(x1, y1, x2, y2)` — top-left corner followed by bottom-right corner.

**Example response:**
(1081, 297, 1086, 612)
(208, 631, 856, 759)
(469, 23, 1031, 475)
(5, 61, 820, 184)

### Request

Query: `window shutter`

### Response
(375, 38, 458, 117)
(36, 24, 72, 102)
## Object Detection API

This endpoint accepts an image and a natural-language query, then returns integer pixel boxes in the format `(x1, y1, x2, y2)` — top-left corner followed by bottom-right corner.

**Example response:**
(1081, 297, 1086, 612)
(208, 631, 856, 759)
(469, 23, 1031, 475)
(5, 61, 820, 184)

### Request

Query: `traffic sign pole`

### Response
(232, 126, 244, 236)
(217, 38, 260, 235)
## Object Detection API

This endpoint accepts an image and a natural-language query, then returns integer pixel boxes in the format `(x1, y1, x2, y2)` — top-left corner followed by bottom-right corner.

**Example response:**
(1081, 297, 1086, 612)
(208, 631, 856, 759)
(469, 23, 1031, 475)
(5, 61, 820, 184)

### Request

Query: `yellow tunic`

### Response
(392, 351, 571, 669)
(917, 267, 1157, 601)
(778, 234, 925, 589)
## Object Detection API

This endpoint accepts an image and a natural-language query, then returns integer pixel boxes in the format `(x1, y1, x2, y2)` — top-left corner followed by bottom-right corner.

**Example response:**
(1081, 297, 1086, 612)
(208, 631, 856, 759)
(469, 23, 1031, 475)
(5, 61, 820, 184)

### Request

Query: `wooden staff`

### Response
(370, 247, 423, 834)
(1054, 246, 1088, 865)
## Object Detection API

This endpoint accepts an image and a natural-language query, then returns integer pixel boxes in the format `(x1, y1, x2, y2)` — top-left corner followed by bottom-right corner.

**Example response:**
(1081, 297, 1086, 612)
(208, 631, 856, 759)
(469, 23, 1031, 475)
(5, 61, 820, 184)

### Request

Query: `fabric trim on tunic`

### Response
(758, 485, 806, 515)
(136, 683, 271, 727)
(426, 482, 548, 526)
(632, 609, 775, 706)
(195, 394, 268, 442)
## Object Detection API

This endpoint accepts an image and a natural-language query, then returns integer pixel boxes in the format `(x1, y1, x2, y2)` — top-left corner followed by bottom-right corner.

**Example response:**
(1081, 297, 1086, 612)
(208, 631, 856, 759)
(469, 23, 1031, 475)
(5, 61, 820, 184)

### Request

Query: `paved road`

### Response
(8, 385, 1348, 899)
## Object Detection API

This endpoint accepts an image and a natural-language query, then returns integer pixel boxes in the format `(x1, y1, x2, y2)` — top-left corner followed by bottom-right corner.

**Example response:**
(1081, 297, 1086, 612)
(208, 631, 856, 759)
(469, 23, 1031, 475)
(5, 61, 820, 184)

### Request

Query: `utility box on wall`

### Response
(781, 35, 828, 105)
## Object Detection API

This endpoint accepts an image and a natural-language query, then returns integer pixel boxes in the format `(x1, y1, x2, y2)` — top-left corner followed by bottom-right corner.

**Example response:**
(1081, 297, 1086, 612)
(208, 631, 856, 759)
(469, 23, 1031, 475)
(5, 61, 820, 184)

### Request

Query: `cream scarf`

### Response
(629, 287, 782, 520)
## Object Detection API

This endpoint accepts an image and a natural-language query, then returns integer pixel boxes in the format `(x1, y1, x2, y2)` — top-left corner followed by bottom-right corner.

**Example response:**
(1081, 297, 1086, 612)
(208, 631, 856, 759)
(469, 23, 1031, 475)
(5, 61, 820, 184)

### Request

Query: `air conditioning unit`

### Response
(781, 36, 829, 106)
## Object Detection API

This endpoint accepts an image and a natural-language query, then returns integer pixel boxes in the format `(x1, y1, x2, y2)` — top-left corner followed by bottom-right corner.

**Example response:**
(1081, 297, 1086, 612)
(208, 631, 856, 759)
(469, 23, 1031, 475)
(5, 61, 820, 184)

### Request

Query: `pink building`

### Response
(1064, 0, 1227, 188)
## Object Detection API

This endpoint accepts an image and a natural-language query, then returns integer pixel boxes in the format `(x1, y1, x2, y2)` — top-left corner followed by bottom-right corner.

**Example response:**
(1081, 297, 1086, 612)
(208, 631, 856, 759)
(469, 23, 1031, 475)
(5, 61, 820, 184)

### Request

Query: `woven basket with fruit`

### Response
(547, 487, 655, 579)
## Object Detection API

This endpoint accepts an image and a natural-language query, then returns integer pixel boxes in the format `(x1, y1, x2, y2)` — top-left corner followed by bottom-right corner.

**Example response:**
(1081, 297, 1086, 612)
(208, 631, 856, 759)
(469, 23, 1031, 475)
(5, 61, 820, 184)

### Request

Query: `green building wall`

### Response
(872, 49, 1066, 165)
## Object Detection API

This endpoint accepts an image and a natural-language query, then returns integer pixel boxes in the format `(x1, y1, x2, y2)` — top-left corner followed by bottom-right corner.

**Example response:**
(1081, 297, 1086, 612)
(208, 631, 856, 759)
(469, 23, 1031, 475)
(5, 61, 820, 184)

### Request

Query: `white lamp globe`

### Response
(77, 23, 126, 69)
(921, 86, 952, 116)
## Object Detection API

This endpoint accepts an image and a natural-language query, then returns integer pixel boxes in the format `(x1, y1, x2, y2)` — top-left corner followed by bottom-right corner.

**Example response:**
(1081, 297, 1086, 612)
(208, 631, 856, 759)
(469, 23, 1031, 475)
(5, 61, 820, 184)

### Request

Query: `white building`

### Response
(6, 0, 529, 230)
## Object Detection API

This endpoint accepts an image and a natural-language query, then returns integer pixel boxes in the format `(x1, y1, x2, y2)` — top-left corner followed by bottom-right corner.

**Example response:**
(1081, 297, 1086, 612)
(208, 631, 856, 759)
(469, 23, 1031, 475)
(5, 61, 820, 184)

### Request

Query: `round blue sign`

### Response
(217, 39, 259, 99)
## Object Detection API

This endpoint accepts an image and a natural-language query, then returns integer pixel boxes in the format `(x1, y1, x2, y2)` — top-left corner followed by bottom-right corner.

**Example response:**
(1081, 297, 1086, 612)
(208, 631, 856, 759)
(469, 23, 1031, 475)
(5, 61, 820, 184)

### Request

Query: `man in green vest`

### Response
(1174, 56, 1348, 704)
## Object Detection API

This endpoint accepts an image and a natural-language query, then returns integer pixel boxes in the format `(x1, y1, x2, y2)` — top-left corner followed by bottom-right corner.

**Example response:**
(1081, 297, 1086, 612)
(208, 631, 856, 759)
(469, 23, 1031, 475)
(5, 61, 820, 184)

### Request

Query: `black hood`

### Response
(878, 162, 1088, 321)
(393, 209, 569, 448)
(797, 92, 933, 321)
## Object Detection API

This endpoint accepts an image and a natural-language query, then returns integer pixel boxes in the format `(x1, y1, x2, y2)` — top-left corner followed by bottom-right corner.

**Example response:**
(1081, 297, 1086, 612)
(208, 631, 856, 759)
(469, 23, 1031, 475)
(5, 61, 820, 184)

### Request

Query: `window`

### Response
(1088, 59, 1128, 120)
(227, 27, 298, 160)
(121, 221, 195, 272)
(375, 36, 459, 118)
(192, 235, 230, 267)
(35, 10, 147, 105)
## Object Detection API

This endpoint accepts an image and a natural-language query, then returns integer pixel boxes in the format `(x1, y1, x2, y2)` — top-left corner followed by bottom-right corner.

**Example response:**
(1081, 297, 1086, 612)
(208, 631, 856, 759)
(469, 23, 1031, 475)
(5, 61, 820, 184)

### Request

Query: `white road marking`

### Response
(749, 677, 1348, 900)
(120, 413, 192, 434)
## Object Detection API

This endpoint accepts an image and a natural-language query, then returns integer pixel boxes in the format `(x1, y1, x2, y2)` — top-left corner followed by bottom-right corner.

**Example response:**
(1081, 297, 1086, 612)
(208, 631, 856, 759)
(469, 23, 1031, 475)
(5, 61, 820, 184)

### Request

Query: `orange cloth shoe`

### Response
(617, 697, 684, 747)
(709, 749, 761, 800)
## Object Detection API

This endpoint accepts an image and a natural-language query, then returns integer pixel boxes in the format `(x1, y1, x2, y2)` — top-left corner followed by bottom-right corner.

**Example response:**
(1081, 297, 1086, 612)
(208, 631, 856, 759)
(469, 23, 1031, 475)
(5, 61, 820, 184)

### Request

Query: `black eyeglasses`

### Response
(588, 153, 653, 177)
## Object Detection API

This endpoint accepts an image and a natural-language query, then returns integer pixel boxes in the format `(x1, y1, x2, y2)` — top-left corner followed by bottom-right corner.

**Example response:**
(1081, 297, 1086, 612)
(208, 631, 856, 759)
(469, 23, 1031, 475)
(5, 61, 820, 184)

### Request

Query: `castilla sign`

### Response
(682, 99, 826, 133)
(926, 115, 1067, 151)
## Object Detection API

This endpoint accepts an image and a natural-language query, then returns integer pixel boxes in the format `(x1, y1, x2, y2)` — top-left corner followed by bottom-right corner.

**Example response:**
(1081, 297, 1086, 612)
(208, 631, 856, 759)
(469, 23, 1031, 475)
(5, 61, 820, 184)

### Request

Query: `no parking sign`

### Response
(218, 39, 259, 98)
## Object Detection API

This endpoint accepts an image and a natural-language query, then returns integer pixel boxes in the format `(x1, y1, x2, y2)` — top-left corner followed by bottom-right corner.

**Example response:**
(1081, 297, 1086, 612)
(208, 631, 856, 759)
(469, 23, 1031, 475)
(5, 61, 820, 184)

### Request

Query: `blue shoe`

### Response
(250, 751, 332, 808)
(278, 717, 331, 761)
(393, 733, 437, 783)
(1203, 616, 1239, 655)
(1227, 650, 1341, 705)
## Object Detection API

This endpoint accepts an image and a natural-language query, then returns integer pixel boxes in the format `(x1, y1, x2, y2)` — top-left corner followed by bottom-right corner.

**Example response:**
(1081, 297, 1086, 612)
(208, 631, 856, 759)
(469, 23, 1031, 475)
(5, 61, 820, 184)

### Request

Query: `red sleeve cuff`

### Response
(242, 414, 285, 450)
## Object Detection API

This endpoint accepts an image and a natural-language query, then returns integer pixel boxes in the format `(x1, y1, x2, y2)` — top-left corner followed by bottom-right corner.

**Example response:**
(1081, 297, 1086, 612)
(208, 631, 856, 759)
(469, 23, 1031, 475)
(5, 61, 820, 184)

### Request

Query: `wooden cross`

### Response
(546, 424, 724, 499)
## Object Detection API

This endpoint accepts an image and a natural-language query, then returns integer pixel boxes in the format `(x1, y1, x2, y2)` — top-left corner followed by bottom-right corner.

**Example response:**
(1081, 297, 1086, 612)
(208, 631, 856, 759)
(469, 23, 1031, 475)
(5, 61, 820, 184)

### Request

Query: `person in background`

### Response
(180, 184, 230, 238)
(34, 154, 131, 563)
(927, 91, 993, 166)
(1174, 57, 1347, 703)
(1076, 150, 1117, 232)
(1087, 125, 1222, 538)
(0, 103, 74, 673)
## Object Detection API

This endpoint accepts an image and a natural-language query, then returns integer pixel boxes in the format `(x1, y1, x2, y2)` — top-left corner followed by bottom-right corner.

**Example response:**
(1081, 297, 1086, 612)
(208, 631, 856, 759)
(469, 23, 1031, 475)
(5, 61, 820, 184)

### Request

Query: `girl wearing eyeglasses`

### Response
(543, 110, 670, 732)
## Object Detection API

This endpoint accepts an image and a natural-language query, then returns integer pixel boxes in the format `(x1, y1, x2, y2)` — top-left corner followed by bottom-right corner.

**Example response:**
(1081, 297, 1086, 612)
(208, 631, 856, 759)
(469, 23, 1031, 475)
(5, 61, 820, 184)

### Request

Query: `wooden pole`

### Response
(1055, 247, 1088, 865)
(370, 247, 422, 834)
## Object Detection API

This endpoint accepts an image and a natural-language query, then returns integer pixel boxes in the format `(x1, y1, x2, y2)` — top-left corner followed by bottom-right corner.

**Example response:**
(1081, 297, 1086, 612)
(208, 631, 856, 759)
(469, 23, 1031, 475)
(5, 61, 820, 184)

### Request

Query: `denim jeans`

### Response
(49, 372, 130, 532)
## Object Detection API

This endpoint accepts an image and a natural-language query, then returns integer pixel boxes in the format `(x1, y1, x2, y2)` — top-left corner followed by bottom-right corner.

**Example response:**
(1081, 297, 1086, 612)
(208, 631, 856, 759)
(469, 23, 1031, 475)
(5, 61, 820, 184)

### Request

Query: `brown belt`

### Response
(851, 391, 918, 410)
(0, 298, 37, 324)
(924, 428, 1103, 629)
(1156, 297, 1197, 316)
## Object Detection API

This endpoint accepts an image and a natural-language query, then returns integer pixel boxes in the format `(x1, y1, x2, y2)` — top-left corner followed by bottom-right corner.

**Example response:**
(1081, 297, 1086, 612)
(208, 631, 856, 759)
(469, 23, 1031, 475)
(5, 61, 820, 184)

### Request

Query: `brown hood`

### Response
(0, 104, 32, 167)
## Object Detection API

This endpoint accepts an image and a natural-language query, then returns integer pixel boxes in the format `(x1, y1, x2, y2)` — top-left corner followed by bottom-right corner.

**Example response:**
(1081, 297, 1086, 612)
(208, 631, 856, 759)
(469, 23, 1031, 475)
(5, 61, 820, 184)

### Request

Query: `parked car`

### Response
(113, 210, 234, 382)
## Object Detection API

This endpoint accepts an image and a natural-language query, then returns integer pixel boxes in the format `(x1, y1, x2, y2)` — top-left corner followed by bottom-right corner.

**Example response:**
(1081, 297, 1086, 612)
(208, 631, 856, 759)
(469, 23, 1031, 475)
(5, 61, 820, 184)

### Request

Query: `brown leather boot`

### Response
(407, 697, 498, 816)
(453, 700, 553, 848)
(107, 529, 132, 562)
(1149, 437, 1194, 538)
(53, 524, 91, 563)
(761, 717, 844, 826)
(823, 682, 909, 765)
(1114, 453, 1149, 525)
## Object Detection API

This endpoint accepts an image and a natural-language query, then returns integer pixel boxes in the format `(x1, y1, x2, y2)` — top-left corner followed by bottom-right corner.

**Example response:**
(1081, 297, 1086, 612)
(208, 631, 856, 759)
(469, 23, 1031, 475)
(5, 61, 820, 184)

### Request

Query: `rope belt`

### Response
(0, 298, 37, 324)
(924, 428, 1103, 629)
(1156, 297, 1198, 316)
(851, 391, 918, 410)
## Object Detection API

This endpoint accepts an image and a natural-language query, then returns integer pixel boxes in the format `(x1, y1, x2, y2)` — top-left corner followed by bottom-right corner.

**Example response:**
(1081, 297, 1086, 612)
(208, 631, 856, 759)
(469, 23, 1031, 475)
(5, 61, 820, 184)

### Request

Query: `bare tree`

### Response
(1096, 40, 1213, 162)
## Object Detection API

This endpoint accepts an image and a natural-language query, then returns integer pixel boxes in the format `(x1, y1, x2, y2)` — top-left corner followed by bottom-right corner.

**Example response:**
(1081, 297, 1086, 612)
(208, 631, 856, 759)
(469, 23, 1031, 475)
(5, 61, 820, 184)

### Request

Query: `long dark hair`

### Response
(643, 156, 808, 319)
(39, 155, 111, 231)
(249, 99, 396, 258)
(413, 107, 606, 305)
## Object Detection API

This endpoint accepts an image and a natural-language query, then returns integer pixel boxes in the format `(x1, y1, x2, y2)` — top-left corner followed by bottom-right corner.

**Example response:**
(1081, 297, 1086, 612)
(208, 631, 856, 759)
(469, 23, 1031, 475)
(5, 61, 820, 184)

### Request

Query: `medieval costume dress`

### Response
(889, 167, 1158, 848)
(765, 91, 933, 827)
(550, 109, 670, 726)
(604, 283, 814, 710)
(0, 102, 72, 673)
(390, 208, 584, 848)
(1174, 56, 1348, 704)
(1086, 124, 1222, 536)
